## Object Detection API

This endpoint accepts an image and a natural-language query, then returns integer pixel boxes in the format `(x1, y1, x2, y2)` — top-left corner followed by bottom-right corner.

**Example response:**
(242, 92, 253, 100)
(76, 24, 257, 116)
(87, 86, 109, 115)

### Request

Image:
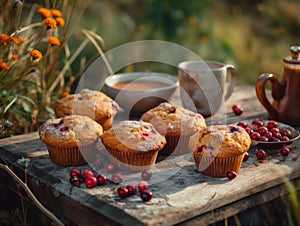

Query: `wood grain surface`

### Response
(1, 83, 299, 226)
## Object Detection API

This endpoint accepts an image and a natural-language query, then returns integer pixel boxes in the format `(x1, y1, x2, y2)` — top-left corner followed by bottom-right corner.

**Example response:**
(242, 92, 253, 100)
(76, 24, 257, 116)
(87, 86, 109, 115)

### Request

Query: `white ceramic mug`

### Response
(178, 60, 236, 117)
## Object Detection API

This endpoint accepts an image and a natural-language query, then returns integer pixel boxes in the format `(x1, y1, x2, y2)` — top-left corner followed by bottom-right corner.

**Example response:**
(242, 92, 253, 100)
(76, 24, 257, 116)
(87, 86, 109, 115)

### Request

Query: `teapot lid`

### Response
(284, 46, 300, 64)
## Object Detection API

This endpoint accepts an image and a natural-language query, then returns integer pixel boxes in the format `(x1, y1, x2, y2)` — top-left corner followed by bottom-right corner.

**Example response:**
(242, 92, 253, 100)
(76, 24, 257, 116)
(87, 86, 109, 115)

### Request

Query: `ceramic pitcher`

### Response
(256, 46, 300, 126)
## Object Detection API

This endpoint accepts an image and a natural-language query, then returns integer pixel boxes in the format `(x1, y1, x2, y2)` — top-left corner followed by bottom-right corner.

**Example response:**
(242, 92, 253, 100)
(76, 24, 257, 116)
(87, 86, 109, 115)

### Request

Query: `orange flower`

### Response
(37, 8, 51, 18)
(10, 36, 19, 45)
(0, 62, 10, 71)
(11, 55, 19, 61)
(48, 37, 60, 46)
(55, 17, 65, 27)
(29, 50, 43, 61)
(42, 18, 57, 29)
(0, 34, 10, 45)
(50, 9, 62, 17)
(62, 91, 70, 97)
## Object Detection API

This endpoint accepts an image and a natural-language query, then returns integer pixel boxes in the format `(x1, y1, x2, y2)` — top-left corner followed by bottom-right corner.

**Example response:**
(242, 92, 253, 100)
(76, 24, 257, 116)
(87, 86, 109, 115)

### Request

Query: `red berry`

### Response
(245, 127, 253, 134)
(243, 152, 249, 161)
(264, 131, 273, 140)
(82, 169, 94, 179)
(252, 120, 264, 128)
(70, 175, 81, 187)
(273, 132, 282, 140)
(106, 164, 115, 173)
(252, 118, 264, 125)
(226, 170, 237, 180)
(256, 149, 267, 160)
(140, 190, 153, 202)
(280, 147, 290, 156)
(280, 128, 292, 138)
(97, 174, 107, 185)
(141, 169, 152, 181)
(250, 132, 261, 141)
(237, 121, 248, 128)
(232, 104, 239, 111)
(117, 187, 129, 198)
(70, 168, 81, 178)
(260, 136, 269, 142)
(281, 136, 290, 141)
(267, 120, 278, 130)
(232, 105, 243, 116)
(138, 181, 149, 192)
(257, 126, 268, 135)
(111, 173, 123, 184)
(271, 137, 280, 142)
(126, 184, 137, 195)
(270, 127, 280, 135)
(85, 176, 97, 188)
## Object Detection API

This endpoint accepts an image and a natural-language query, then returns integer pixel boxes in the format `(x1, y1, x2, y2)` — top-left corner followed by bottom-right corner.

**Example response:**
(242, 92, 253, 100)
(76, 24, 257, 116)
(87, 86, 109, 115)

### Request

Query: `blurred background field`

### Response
(75, 0, 300, 84)
(22, 0, 300, 85)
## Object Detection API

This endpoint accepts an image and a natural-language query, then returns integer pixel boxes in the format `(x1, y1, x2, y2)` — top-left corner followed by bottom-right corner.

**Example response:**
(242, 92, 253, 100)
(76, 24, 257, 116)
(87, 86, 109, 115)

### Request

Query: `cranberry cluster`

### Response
(237, 118, 292, 142)
(117, 180, 153, 202)
(69, 166, 154, 202)
(116, 169, 153, 201)
(69, 168, 109, 188)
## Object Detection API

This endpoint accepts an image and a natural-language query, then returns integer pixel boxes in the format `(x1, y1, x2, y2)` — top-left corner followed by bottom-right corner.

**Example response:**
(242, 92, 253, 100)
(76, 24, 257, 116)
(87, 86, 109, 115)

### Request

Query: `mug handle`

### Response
(224, 64, 236, 100)
(255, 73, 286, 119)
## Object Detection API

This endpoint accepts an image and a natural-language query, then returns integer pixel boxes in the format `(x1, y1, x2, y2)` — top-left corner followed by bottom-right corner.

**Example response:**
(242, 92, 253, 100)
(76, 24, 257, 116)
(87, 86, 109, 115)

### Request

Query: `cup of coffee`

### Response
(178, 60, 236, 117)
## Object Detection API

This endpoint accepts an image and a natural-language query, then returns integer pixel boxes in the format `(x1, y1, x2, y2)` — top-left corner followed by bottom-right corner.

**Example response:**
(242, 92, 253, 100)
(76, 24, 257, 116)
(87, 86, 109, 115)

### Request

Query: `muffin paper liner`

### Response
(193, 152, 245, 177)
(46, 144, 96, 166)
(159, 135, 192, 156)
(105, 147, 159, 172)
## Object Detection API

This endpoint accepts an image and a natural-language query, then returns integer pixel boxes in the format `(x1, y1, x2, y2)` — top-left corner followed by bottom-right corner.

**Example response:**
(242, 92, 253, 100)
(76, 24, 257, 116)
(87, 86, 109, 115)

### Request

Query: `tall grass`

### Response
(0, 0, 106, 137)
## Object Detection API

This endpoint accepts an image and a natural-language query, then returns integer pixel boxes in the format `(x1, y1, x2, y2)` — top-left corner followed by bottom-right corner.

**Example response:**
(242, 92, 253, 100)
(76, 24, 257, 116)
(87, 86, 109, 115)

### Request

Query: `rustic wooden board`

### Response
(1, 84, 300, 226)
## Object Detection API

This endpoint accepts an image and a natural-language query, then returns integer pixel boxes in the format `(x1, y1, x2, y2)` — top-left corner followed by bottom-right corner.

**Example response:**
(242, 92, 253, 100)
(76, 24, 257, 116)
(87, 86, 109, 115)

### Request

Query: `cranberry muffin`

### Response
(54, 89, 119, 130)
(190, 125, 251, 177)
(39, 115, 103, 166)
(140, 102, 206, 156)
(101, 120, 166, 171)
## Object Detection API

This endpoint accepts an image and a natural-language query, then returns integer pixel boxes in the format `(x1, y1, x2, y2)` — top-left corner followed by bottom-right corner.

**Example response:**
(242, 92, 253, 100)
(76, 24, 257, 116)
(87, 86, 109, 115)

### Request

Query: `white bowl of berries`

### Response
(236, 118, 300, 149)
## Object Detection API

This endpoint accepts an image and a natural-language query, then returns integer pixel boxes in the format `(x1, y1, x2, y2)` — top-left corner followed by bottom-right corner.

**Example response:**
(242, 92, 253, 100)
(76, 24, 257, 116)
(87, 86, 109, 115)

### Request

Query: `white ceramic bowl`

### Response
(103, 72, 178, 114)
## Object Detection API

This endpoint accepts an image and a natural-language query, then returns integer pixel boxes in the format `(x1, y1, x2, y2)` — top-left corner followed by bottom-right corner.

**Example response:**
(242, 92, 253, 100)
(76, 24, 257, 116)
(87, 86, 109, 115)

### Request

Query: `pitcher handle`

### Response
(255, 73, 285, 119)
(224, 64, 236, 101)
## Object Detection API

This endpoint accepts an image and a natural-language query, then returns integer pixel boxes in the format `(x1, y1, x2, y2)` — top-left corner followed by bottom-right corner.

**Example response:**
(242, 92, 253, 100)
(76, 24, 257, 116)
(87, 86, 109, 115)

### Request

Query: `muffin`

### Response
(101, 120, 166, 171)
(140, 102, 206, 156)
(39, 115, 103, 166)
(190, 125, 251, 177)
(54, 89, 119, 130)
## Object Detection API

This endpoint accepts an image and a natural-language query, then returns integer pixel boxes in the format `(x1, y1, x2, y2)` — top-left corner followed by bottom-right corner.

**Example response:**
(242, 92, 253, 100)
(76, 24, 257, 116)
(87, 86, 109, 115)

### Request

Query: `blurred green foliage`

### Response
(79, 0, 300, 84)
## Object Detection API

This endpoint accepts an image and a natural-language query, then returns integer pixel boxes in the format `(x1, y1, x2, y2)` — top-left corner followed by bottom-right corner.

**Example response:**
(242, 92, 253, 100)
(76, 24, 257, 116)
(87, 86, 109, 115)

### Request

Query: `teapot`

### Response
(256, 46, 300, 126)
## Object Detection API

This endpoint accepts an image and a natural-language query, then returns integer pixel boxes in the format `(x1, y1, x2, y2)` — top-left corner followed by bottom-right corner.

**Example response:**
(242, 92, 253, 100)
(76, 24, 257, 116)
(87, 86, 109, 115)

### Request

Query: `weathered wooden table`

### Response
(1, 83, 300, 225)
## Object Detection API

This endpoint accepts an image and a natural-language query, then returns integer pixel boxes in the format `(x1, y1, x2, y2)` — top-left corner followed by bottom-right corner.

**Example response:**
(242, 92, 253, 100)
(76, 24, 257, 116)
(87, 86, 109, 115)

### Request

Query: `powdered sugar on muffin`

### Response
(140, 102, 206, 136)
(140, 102, 206, 156)
(39, 115, 103, 148)
(101, 120, 166, 153)
(54, 89, 119, 130)
(192, 125, 251, 158)
(101, 120, 166, 171)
